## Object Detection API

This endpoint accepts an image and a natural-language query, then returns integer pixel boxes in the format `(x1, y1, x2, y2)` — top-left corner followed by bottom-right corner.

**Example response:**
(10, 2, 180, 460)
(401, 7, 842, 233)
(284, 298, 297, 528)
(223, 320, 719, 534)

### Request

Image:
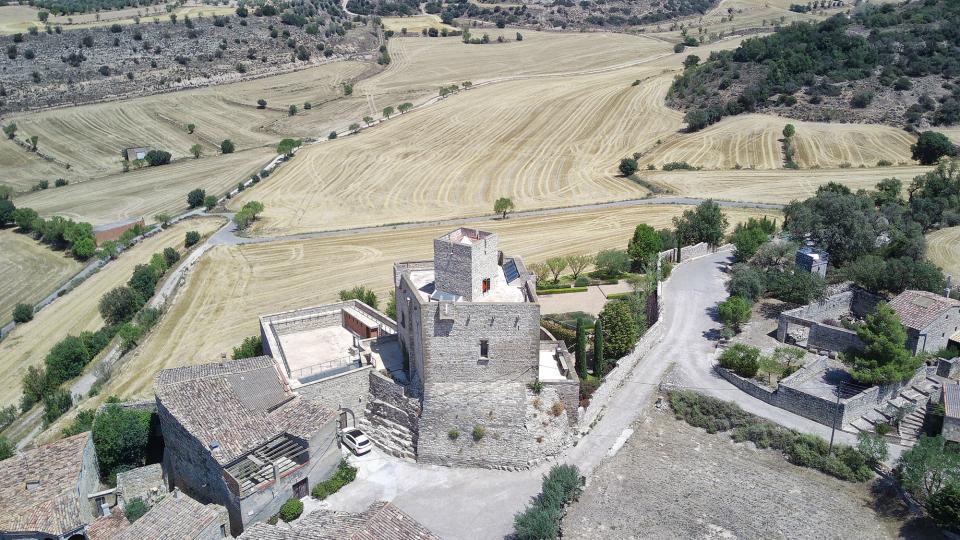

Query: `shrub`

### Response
(472, 425, 486, 441)
(144, 150, 171, 166)
(203, 195, 218, 210)
(45, 335, 92, 385)
(278, 498, 303, 522)
(513, 464, 582, 540)
(93, 403, 153, 485)
(54, 178, 68, 187)
(220, 139, 235, 154)
(187, 188, 206, 209)
(231, 335, 263, 360)
(528, 380, 544, 394)
(12, 303, 34, 323)
(124, 497, 149, 523)
(718, 343, 760, 378)
(0, 436, 13, 461)
(661, 161, 696, 171)
(717, 296, 752, 332)
(574, 276, 589, 287)
(41, 388, 72, 427)
(928, 482, 960, 532)
(311, 460, 357, 499)
(618, 157, 638, 176)
(184, 230, 201, 247)
(448, 429, 460, 440)
(550, 401, 565, 417)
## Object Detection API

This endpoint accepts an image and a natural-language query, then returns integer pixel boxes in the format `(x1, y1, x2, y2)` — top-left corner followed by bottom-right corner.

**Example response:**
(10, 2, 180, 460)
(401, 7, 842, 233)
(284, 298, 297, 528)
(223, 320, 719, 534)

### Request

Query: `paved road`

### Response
(314, 250, 863, 539)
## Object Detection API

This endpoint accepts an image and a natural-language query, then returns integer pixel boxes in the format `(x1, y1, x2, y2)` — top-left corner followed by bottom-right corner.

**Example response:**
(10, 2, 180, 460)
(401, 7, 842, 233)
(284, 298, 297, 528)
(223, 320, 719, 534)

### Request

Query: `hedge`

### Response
(311, 459, 357, 499)
(537, 287, 588, 295)
(514, 464, 583, 540)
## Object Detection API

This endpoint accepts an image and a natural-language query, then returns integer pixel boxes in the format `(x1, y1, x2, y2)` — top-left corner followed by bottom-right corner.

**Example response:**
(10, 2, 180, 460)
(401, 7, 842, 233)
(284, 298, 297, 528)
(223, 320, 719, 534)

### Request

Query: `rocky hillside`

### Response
(0, 3, 379, 113)
(667, 0, 960, 131)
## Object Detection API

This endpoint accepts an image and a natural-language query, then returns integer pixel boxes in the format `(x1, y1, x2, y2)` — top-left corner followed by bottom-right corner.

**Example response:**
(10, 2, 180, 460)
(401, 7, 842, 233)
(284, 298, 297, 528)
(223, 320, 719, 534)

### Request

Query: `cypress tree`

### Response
(594, 319, 605, 378)
(575, 318, 587, 379)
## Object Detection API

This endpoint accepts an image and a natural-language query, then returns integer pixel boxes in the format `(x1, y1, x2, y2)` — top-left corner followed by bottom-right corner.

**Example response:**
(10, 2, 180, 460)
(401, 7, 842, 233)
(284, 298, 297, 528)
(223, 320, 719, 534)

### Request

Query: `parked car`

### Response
(339, 428, 372, 455)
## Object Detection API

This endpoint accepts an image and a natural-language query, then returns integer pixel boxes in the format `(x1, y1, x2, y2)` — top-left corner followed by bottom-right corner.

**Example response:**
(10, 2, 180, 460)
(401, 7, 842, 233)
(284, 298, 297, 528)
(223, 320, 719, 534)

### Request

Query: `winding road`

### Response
(308, 250, 863, 540)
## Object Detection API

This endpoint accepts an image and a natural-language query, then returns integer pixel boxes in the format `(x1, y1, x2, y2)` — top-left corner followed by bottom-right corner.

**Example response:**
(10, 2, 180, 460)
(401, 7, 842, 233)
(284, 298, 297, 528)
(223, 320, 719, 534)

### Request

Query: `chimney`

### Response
(946, 275, 953, 298)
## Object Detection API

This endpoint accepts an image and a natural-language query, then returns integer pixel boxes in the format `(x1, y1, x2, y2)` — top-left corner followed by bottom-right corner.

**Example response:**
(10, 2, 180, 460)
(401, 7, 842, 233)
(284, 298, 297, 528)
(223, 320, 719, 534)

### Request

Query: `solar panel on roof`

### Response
(503, 260, 520, 283)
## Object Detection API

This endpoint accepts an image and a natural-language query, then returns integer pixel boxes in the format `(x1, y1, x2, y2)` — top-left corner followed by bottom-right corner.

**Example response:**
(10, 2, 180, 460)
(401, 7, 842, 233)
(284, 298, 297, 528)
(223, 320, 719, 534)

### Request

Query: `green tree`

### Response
(143, 150, 170, 166)
(383, 106, 395, 118)
(328, 131, 338, 140)
(190, 143, 202, 158)
(288, 104, 298, 116)
(730, 224, 768, 262)
(0, 436, 13, 461)
(349, 122, 361, 133)
(0, 199, 14, 226)
(13, 303, 33, 323)
(545, 257, 568, 283)
(928, 481, 960, 532)
(203, 195, 218, 210)
(627, 223, 662, 272)
(45, 335, 90, 385)
(599, 300, 638, 360)
(128, 264, 160, 302)
(232, 335, 263, 359)
(594, 249, 629, 278)
(71, 236, 96, 260)
(99, 286, 141, 325)
(162, 247, 180, 267)
(185, 230, 201, 247)
(899, 435, 960, 502)
(593, 319, 605, 377)
(565, 254, 594, 280)
(398, 102, 413, 114)
(2, 122, 16, 139)
(220, 139, 235, 154)
(848, 303, 922, 385)
(276, 138, 301, 156)
(718, 343, 761, 377)
(783, 186, 877, 265)
(29, 135, 38, 151)
(856, 431, 889, 466)
(42, 388, 72, 427)
(618, 157, 638, 176)
(187, 188, 206, 208)
(339, 285, 378, 309)
(575, 318, 587, 379)
(782, 123, 795, 138)
(494, 197, 515, 219)
(674, 200, 728, 248)
(186, 123, 195, 134)
(717, 296, 751, 333)
(92, 403, 152, 485)
(912, 131, 958, 166)
(257, 99, 267, 109)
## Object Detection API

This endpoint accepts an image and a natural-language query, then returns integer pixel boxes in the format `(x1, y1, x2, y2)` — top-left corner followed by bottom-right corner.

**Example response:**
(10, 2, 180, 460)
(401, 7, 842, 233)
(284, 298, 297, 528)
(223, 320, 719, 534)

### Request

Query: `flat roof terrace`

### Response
(408, 266, 526, 303)
(278, 325, 359, 381)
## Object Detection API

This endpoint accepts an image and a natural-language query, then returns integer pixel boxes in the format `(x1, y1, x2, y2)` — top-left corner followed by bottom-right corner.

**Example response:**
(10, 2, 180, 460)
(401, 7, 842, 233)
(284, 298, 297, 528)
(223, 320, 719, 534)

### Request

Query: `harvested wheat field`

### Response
(0, 216, 225, 409)
(926, 227, 960, 280)
(0, 140, 71, 192)
(234, 66, 684, 235)
(647, 165, 933, 204)
(107, 205, 777, 398)
(0, 231, 83, 325)
(381, 15, 456, 33)
(0, 3, 234, 34)
(640, 114, 916, 170)
(17, 148, 275, 226)
(6, 61, 371, 182)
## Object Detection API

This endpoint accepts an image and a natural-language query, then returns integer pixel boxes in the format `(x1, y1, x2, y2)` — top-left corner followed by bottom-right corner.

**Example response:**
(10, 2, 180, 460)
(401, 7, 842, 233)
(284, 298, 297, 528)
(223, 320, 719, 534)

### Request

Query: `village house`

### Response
(888, 290, 960, 355)
(111, 489, 229, 540)
(0, 432, 101, 540)
(154, 355, 341, 536)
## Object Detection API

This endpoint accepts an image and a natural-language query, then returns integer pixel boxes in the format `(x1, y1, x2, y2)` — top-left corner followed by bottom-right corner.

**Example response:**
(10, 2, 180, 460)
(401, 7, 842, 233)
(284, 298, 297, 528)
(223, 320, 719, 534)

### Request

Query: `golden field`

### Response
(0, 231, 83, 325)
(105, 204, 778, 399)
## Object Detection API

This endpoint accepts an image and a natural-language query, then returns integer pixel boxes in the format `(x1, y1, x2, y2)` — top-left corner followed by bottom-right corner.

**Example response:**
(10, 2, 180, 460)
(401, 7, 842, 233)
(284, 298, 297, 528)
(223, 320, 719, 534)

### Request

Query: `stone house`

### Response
(112, 489, 229, 540)
(0, 432, 101, 540)
(795, 247, 828, 278)
(393, 228, 579, 468)
(154, 356, 341, 536)
(238, 500, 440, 539)
(122, 147, 148, 161)
(888, 290, 960, 355)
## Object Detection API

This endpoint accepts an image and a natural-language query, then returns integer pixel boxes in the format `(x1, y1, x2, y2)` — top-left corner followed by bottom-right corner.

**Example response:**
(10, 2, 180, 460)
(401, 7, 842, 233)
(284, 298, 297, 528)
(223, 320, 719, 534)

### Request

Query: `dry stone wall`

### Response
(296, 366, 372, 414)
(360, 370, 420, 459)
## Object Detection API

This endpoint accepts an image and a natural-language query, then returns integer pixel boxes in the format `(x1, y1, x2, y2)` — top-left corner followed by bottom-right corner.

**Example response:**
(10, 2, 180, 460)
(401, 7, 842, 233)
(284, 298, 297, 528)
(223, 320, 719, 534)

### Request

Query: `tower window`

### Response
(480, 339, 489, 359)
(482, 278, 491, 293)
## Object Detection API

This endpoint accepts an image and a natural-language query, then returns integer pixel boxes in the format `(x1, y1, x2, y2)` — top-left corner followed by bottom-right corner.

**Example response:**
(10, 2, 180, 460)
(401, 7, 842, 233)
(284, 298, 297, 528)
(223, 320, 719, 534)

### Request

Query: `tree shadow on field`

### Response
(869, 477, 945, 539)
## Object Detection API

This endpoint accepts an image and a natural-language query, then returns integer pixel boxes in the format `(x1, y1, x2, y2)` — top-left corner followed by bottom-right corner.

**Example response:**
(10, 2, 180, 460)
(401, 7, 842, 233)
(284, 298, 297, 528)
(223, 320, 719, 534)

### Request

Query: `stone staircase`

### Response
(359, 397, 418, 460)
(849, 376, 943, 447)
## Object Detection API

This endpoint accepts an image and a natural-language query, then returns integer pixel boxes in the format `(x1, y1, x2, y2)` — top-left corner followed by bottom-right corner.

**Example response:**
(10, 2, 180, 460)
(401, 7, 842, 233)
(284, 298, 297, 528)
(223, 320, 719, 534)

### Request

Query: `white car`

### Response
(340, 428, 372, 456)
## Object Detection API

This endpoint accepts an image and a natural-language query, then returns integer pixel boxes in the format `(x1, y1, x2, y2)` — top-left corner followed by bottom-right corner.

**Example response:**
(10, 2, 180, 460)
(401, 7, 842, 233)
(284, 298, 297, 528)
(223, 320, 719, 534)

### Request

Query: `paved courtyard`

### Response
(538, 281, 634, 316)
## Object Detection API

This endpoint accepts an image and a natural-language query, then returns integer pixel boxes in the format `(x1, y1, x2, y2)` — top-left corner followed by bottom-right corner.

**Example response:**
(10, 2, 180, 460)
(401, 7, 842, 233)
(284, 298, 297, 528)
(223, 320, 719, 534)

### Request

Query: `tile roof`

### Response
(86, 508, 130, 540)
(238, 501, 440, 540)
(945, 382, 960, 419)
(0, 432, 92, 536)
(888, 290, 960, 330)
(113, 491, 225, 540)
(154, 355, 334, 465)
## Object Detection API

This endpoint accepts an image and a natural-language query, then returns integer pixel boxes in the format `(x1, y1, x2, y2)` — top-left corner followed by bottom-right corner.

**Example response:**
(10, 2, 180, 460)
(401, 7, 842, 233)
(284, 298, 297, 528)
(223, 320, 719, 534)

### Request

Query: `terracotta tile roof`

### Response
(113, 491, 225, 540)
(154, 356, 333, 465)
(86, 508, 130, 540)
(238, 501, 440, 539)
(889, 290, 960, 330)
(0, 432, 92, 536)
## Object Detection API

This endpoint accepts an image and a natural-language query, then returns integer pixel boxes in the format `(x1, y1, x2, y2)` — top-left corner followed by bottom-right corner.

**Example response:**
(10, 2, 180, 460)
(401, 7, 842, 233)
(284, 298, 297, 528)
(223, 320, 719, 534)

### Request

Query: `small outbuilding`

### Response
(795, 246, 828, 278)
(888, 290, 960, 355)
(122, 147, 148, 161)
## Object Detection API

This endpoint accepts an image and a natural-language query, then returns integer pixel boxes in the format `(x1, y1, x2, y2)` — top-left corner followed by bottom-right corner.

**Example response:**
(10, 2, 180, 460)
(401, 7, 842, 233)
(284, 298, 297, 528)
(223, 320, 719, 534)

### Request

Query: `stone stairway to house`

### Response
(359, 396, 418, 460)
(849, 375, 943, 447)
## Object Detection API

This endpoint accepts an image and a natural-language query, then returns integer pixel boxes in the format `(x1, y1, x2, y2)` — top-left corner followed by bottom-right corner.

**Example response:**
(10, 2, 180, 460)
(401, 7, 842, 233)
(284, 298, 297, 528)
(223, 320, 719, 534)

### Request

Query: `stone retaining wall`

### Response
(296, 366, 372, 415)
(360, 370, 420, 459)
